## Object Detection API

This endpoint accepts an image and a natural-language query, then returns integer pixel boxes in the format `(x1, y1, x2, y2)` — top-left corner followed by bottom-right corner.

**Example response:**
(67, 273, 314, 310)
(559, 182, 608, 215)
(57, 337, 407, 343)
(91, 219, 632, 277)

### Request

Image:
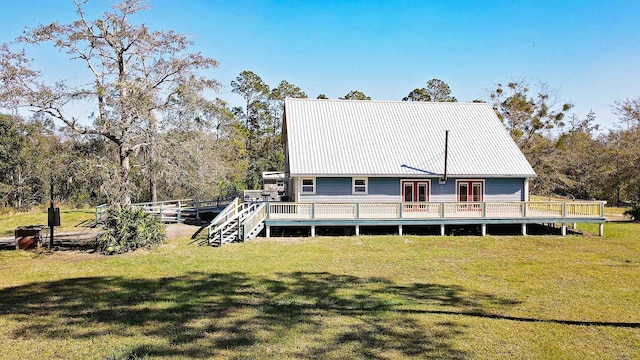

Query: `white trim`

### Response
(400, 179, 432, 202)
(455, 179, 485, 202)
(300, 177, 316, 194)
(352, 177, 368, 195)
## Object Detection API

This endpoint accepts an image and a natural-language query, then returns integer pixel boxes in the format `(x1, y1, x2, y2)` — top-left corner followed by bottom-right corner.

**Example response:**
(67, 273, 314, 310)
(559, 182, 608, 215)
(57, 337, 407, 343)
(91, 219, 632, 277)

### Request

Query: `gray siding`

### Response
(370, 178, 400, 196)
(430, 180, 456, 202)
(485, 178, 524, 201)
(316, 177, 351, 196)
(297, 176, 525, 203)
(299, 177, 400, 203)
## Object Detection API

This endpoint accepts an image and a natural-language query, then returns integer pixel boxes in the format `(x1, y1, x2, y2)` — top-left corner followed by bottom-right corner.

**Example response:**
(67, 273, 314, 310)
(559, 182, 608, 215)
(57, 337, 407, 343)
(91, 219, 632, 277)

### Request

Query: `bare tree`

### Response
(614, 97, 640, 130)
(0, 0, 219, 206)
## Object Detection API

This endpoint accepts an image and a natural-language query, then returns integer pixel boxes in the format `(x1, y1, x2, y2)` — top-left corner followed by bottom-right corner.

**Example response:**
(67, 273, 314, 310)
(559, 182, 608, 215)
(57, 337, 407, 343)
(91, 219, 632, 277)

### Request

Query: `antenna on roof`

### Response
(440, 130, 449, 184)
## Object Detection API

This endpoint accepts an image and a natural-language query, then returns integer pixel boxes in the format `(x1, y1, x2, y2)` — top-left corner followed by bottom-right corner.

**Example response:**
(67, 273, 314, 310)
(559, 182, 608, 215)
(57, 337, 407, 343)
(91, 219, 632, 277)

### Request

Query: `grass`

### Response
(0, 221, 638, 359)
(0, 208, 96, 236)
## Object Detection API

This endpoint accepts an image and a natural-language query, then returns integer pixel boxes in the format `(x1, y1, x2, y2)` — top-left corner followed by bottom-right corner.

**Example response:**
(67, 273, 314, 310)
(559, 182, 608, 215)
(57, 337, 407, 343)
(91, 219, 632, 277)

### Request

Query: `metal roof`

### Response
(284, 98, 536, 178)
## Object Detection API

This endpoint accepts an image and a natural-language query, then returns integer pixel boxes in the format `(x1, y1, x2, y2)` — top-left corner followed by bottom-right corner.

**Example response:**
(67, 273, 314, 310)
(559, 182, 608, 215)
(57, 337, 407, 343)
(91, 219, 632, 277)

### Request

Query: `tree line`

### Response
(0, 0, 638, 214)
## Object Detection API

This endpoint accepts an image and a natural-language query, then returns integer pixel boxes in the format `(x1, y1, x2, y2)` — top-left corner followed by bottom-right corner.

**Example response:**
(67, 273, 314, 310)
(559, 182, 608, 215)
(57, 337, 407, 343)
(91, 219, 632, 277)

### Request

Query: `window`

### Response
(457, 180, 484, 202)
(300, 178, 315, 194)
(353, 177, 368, 194)
(401, 180, 430, 202)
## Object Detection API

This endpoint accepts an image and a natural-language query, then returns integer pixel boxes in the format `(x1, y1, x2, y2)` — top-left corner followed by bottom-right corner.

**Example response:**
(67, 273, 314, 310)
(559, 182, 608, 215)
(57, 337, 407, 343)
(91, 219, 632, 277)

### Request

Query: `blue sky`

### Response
(1, 0, 638, 129)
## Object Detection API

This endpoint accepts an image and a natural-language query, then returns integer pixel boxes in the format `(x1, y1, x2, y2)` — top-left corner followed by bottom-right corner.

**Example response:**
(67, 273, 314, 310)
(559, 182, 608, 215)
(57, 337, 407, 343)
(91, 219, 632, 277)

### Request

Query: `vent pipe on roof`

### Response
(441, 130, 449, 183)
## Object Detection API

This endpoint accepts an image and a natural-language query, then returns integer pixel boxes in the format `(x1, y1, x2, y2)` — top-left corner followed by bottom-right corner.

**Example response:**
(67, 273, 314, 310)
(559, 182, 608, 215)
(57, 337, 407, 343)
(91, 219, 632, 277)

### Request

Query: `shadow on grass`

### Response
(2, 271, 628, 359)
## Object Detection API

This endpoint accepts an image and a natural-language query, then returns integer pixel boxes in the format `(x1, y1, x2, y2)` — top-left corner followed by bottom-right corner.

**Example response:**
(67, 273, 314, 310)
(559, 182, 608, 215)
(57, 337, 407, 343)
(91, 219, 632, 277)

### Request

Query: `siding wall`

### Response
(484, 178, 524, 202)
(296, 177, 525, 203)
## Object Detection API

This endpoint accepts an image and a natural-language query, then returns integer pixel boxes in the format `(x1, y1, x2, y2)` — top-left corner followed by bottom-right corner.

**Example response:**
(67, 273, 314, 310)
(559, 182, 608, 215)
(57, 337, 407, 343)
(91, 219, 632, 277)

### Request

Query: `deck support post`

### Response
(572, 222, 577, 229)
(440, 224, 445, 236)
(266, 225, 270, 238)
(310, 225, 316, 237)
(599, 223, 604, 237)
(355, 225, 360, 236)
(481, 224, 486, 236)
(561, 223, 567, 236)
(398, 225, 403, 236)
(522, 223, 527, 236)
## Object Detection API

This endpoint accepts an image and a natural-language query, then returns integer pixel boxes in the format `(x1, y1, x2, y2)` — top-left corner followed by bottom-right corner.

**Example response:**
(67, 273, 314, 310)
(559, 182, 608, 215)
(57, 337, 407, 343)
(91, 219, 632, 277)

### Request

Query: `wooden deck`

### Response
(95, 198, 232, 225)
(264, 201, 606, 236)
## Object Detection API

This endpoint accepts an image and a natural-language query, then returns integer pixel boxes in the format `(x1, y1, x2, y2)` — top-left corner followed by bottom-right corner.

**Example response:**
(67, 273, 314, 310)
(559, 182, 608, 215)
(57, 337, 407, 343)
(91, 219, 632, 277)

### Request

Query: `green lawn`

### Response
(0, 222, 638, 359)
(0, 208, 96, 237)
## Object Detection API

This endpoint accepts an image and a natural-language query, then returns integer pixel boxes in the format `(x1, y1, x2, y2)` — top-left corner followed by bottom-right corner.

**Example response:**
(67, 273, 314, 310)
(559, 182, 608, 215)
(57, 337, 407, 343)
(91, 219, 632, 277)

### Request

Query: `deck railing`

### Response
(267, 201, 605, 221)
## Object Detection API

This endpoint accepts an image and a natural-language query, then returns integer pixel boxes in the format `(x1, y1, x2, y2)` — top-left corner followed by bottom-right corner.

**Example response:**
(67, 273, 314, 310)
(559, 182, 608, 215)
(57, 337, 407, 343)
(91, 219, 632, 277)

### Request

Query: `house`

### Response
(283, 98, 536, 205)
(206, 98, 605, 246)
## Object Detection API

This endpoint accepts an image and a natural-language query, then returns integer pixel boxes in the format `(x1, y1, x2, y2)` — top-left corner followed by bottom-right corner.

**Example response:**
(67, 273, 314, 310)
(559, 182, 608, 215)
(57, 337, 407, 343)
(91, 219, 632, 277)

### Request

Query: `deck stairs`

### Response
(204, 198, 267, 247)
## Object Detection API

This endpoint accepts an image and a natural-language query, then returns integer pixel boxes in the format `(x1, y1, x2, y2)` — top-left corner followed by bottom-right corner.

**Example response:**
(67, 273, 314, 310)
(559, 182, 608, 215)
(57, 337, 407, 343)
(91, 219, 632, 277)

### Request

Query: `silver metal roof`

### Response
(284, 98, 536, 178)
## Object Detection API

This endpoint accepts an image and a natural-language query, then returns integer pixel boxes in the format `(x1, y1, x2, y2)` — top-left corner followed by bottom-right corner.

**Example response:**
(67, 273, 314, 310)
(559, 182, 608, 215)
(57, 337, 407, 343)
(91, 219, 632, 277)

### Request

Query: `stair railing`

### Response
(242, 203, 267, 241)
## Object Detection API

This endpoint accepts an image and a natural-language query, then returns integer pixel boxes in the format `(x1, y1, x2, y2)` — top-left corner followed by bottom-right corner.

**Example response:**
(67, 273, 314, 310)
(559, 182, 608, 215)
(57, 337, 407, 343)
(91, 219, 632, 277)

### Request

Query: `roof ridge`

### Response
(284, 98, 489, 105)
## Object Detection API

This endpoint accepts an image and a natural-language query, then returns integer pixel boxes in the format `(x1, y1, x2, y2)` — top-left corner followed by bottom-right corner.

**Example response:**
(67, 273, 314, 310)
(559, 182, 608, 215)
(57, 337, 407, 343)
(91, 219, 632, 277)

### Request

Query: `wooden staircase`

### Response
(204, 198, 266, 247)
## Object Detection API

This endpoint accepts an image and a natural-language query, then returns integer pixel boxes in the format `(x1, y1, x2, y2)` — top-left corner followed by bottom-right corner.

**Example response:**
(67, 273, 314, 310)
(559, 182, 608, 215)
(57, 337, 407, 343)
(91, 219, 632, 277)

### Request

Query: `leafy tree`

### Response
(340, 90, 371, 100)
(231, 71, 271, 189)
(600, 98, 640, 207)
(231, 70, 270, 149)
(159, 98, 247, 200)
(403, 79, 457, 102)
(490, 80, 572, 147)
(554, 111, 603, 199)
(316, 94, 328, 99)
(489, 79, 572, 196)
(0, 0, 219, 206)
(269, 80, 307, 137)
(231, 72, 309, 189)
(0, 114, 32, 208)
(267, 80, 307, 172)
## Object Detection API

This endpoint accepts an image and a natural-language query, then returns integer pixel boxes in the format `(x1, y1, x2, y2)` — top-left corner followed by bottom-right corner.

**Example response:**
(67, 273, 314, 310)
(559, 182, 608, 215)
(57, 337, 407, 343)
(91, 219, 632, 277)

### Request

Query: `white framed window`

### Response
(300, 177, 315, 194)
(352, 177, 368, 194)
(456, 179, 485, 202)
(401, 179, 430, 202)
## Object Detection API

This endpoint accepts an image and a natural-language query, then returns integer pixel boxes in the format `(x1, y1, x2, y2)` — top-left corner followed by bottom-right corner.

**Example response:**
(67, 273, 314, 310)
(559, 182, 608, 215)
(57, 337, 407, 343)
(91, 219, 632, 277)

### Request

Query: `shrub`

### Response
(96, 207, 166, 255)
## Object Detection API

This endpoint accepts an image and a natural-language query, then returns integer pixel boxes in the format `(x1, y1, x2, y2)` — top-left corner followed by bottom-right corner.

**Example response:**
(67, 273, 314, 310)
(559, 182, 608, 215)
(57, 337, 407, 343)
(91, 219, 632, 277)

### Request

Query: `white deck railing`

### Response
(266, 201, 605, 221)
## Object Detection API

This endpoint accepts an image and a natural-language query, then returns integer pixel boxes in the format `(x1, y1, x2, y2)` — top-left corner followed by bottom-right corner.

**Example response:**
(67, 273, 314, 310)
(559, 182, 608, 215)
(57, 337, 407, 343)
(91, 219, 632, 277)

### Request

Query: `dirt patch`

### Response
(0, 228, 101, 251)
(165, 223, 201, 239)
